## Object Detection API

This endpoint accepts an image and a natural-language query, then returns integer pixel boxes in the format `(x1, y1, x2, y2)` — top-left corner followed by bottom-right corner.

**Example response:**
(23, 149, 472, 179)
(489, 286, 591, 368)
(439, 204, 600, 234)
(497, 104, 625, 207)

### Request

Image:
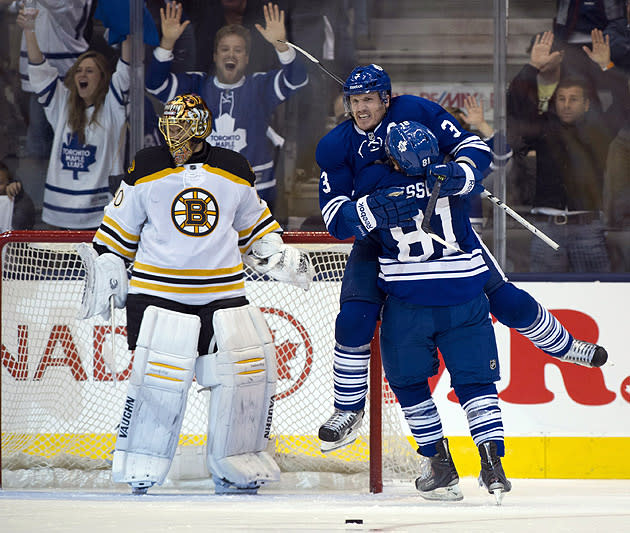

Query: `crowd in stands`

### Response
(0, 0, 628, 273)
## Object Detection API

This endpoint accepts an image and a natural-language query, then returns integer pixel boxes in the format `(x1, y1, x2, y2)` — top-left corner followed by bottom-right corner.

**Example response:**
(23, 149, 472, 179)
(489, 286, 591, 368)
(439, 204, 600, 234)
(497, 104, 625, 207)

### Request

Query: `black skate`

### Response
(130, 480, 153, 495)
(415, 437, 463, 501)
(560, 339, 608, 368)
(478, 441, 511, 505)
(318, 408, 364, 453)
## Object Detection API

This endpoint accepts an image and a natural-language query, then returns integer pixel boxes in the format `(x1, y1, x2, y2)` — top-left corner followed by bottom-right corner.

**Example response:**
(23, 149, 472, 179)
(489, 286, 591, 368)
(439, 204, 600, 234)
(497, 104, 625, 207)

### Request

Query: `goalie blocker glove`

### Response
(342, 186, 420, 239)
(426, 161, 484, 198)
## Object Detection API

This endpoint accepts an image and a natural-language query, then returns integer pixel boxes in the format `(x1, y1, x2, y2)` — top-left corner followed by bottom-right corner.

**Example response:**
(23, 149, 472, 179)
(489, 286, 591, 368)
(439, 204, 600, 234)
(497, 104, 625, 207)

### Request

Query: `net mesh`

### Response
(1, 233, 423, 489)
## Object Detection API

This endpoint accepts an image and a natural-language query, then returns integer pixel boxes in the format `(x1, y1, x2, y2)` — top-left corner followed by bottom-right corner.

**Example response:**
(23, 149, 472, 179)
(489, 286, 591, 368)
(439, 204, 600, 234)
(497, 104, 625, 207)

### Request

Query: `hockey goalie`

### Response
(77, 93, 314, 494)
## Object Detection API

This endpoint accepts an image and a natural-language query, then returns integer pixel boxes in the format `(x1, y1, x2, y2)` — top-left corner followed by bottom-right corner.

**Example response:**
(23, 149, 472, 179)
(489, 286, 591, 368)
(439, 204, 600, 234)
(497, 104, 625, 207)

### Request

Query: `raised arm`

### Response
(16, 7, 44, 64)
(159, 1, 190, 51)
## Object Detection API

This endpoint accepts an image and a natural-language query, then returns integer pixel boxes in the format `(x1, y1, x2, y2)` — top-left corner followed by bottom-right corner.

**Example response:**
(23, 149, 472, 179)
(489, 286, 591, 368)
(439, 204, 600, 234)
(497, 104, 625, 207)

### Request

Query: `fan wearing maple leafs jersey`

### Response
(20, 10, 130, 229)
(146, 2, 307, 211)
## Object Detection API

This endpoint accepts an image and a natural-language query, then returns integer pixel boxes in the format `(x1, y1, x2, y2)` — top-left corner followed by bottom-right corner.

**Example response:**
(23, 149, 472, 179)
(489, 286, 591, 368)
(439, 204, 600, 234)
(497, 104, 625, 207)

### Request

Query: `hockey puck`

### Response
(345, 519, 363, 524)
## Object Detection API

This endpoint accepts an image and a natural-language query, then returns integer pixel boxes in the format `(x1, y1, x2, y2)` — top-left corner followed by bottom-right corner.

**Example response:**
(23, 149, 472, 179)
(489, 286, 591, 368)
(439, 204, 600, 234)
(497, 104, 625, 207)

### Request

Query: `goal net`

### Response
(1, 231, 423, 491)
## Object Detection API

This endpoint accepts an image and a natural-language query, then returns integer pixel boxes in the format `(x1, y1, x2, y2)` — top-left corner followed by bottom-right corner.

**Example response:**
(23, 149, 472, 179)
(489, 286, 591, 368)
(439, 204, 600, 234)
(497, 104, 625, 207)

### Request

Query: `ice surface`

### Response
(1, 478, 629, 532)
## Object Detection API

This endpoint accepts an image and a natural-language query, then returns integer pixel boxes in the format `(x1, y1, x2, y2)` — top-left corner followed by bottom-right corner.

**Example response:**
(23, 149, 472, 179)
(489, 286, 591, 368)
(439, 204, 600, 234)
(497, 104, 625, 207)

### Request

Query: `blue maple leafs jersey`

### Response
(359, 163, 489, 306)
(147, 48, 307, 194)
(316, 94, 492, 240)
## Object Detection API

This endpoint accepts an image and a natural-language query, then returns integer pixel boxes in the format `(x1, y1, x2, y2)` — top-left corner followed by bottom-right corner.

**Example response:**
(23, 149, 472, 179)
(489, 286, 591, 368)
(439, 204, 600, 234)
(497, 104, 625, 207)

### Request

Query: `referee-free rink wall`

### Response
(434, 280, 630, 479)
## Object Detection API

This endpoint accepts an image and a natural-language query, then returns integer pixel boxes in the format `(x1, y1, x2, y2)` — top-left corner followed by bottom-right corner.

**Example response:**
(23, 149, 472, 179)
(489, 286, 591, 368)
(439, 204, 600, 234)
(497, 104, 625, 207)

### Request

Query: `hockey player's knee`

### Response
(487, 282, 538, 329)
(112, 306, 201, 489)
(196, 305, 280, 492)
(387, 380, 432, 408)
(335, 300, 381, 346)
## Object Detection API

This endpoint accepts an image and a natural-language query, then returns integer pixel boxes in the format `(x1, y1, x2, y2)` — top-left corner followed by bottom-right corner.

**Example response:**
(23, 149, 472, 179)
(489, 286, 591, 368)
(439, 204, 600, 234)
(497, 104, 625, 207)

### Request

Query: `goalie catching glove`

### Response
(243, 233, 315, 290)
(77, 243, 128, 320)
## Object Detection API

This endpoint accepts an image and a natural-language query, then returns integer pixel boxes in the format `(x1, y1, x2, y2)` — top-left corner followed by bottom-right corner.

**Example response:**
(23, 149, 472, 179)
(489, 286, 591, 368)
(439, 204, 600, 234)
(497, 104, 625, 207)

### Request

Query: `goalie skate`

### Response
(318, 408, 364, 453)
(560, 339, 608, 368)
(415, 437, 463, 501)
(478, 441, 511, 505)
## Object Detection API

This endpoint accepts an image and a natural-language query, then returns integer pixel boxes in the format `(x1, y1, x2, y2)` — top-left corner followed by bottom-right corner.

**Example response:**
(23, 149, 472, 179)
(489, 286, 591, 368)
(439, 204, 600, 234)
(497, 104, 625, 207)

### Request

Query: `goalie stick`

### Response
(282, 41, 557, 252)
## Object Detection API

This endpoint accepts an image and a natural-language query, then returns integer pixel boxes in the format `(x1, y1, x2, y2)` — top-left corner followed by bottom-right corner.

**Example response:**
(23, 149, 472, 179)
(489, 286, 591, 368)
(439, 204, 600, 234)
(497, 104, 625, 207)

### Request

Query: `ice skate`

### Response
(560, 339, 608, 368)
(318, 408, 364, 452)
(415, 437, 463, 501)
(478, 441, 511, 505)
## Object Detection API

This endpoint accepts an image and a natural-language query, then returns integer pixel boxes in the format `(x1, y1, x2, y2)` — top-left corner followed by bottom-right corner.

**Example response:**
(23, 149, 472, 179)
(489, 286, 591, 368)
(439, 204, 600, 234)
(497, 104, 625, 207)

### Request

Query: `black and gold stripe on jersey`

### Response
(239, 209, 282, 254)
(94, 214, 140, 261)
(130, 261, 246, 295)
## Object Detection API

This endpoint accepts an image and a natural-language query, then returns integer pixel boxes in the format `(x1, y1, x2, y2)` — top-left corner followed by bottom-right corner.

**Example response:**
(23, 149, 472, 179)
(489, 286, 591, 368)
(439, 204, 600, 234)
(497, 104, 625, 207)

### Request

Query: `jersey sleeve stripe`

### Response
(93, 230, 136, 260)
(101, 215, 140, 242)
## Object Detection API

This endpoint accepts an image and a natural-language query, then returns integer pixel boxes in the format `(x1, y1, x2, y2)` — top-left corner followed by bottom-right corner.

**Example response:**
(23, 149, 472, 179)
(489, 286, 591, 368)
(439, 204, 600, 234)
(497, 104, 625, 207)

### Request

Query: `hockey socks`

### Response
(489, 283, 572, 357)
(332, 342, 370, 410)
(456, 383, 505, 456)
(516, 303, 572, 357)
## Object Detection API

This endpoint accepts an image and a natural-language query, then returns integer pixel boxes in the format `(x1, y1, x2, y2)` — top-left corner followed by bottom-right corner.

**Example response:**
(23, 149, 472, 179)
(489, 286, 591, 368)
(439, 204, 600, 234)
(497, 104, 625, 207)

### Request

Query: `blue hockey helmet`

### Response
(343, 64, 391, 112)
(385, 121, 440, 176)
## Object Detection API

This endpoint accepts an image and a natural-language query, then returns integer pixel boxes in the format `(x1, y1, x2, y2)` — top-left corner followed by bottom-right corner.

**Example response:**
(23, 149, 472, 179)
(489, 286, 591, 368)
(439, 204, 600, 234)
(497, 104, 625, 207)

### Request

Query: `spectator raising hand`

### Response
(254, 2, 288, 52)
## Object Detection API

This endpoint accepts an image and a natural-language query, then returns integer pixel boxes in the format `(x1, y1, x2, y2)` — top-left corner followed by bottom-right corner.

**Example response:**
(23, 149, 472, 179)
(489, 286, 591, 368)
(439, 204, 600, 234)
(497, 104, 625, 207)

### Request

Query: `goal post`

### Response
(1, 230, 421, 491)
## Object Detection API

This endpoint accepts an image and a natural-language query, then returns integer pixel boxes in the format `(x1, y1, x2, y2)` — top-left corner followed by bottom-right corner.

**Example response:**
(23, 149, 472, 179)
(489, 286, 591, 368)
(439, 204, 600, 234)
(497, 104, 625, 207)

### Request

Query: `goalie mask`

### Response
(385, 121, 440, 176)
(343, 64, 391, 114)
(158, 94, 212, 165)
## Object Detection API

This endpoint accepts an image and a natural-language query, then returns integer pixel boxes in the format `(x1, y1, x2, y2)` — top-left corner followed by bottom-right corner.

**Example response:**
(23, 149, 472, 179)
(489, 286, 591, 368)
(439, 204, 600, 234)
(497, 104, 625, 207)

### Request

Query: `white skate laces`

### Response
(562, 339, 608, 368)
(318, 408, 364, 453)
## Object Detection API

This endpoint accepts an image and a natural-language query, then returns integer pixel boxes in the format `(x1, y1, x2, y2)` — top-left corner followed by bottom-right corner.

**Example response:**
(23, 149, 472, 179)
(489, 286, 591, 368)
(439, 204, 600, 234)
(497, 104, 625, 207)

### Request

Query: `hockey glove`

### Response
(355, 186, 420, 233)
(426, 161, 483, 198)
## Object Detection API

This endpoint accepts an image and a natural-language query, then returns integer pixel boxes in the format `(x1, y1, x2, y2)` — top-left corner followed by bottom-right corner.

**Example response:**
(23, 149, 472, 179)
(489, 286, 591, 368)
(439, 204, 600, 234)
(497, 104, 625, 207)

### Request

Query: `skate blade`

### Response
(320, 432, 358, 453)
(493, 488, 505, 505)
(418, 483, 464, 502)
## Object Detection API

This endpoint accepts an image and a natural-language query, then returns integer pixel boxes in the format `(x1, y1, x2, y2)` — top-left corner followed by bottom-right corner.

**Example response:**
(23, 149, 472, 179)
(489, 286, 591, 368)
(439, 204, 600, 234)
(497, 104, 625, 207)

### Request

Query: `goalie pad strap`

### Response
(195, 305, 280, 488)
(111, 306, 200, 487)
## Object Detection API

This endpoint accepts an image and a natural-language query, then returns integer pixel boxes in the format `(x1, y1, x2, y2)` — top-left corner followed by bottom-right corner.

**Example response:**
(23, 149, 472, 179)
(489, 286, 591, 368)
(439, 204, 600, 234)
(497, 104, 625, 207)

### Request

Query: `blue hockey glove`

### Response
(356, 186, 420, 232)
(426, 161, 483, 197)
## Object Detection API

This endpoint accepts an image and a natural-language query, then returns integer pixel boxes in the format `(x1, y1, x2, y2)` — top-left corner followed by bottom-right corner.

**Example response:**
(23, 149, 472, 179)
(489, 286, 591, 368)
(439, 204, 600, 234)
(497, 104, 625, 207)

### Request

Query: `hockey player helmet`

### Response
(159, 94, 212, 164)
(343, 64, 391, 113)
(385, 121, 440, 176)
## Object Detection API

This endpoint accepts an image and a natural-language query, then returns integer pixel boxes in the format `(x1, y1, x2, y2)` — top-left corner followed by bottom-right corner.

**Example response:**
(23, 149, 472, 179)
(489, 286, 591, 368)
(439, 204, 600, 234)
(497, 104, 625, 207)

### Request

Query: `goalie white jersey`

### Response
(94, 143, 281, 306)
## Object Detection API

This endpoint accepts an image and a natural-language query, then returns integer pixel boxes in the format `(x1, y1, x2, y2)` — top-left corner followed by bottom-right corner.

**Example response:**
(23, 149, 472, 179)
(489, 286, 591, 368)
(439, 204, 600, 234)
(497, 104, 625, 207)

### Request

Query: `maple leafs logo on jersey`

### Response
(210, 113, 247, 154)
(61, 133, 97, 180)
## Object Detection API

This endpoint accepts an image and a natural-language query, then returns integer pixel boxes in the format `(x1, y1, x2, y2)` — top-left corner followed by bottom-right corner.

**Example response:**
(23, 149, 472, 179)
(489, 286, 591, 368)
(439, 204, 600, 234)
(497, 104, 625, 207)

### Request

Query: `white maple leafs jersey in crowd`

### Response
(19, 0, 93, 92)
(146, 47, 308, 194)
(28, 57, 129, 228)
(93, 143, 281, 306)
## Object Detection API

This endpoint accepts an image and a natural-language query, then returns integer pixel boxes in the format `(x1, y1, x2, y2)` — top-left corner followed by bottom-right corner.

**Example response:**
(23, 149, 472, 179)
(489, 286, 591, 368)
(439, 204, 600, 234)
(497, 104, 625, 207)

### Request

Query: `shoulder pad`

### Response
(205, 146, 256, 185)
(126, 145, 174, 185)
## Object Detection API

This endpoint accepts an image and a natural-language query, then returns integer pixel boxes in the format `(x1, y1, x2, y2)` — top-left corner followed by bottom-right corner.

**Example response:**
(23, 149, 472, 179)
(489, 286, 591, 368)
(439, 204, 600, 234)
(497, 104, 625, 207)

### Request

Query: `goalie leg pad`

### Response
(195, 304, 280, 491)
(112, 306, 201, 489)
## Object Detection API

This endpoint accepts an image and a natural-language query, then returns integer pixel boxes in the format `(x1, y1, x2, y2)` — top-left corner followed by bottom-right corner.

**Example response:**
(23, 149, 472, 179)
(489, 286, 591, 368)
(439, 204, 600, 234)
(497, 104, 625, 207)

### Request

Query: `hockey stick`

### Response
(109, 295, 118, 384)
(278, 40, 345, 85)
(480, 189, 560, 250)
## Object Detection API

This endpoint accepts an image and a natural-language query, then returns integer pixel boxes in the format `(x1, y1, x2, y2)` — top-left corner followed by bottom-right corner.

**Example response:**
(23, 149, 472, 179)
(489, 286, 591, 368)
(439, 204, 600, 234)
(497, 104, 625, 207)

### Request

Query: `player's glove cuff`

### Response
(355, 195, 378, 232)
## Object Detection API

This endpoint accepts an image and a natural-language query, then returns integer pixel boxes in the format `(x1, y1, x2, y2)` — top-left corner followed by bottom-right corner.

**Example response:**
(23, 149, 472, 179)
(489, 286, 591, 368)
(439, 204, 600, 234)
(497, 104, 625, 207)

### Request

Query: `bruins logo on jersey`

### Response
(171, 187, 219, 236)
